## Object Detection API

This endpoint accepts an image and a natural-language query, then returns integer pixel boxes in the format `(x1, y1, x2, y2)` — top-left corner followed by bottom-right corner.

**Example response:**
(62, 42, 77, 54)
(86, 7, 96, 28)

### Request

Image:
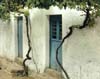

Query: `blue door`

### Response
(17, 16, 23, 58)
(49, 15, 62, 71)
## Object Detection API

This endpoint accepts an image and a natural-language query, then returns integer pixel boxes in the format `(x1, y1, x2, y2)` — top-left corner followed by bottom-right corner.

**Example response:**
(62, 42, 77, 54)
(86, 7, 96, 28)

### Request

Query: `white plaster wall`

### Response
(27, 6, 100, 79)
(26, 6, 85, 73)
(0, 14, 17, 60)
(63, 17, 100, 79)
(1, 6, 100, 79)
(25, 8, 47, 72)
(0, 6, 84, 73)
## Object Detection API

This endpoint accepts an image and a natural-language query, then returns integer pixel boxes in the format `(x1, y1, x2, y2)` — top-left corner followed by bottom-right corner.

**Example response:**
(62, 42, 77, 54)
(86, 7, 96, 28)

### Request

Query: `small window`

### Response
(50, 15, 62, 40)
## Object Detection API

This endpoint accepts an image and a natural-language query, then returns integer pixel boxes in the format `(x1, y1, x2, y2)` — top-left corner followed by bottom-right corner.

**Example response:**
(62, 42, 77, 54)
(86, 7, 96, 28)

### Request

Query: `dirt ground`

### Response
(0, 57, 62, 79)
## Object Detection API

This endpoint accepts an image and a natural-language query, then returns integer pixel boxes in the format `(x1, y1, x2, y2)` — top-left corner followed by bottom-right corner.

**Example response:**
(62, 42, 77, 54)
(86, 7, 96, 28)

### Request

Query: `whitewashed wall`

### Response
(63, 18, 100, 79)
(27, 6, 100, 79)
(0, 14, 17, 60)
(1, 6, 100, 79)
(25, 6, 85, 73)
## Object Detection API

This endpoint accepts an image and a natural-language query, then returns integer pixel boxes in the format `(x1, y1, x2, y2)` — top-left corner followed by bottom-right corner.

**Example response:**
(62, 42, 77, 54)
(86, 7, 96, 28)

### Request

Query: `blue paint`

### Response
(17, 17, 23, 58)
(49, 15, 62, 71)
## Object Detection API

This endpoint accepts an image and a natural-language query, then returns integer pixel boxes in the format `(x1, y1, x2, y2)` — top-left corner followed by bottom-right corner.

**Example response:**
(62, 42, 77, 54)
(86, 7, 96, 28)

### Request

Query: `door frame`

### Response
(17, 16, 23, 58)
(49, 15, 62, 70)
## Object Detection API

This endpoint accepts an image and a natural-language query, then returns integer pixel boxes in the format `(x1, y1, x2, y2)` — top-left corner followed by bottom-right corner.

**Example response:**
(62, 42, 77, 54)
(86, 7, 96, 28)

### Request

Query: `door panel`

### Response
(17, 17, 23, 58)
(49, 15, 62, 71)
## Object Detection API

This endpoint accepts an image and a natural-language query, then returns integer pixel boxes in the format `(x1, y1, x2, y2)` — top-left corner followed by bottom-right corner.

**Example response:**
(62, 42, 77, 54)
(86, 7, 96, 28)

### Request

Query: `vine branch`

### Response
(23, 16, 31, 76)
(56, 0, 91, 79)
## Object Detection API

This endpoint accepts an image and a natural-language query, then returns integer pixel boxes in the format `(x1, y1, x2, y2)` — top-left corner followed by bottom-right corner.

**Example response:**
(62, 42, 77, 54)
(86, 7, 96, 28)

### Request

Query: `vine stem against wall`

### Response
(56, 0, 91, 79)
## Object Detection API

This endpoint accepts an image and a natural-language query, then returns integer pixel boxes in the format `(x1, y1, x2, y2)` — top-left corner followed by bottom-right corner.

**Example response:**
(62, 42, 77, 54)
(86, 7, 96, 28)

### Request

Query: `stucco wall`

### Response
(27, 6, 100, 79)
(63, 17, 100, 79)
(22, 10, 47, 72)
(25, 6, 85, 73)
(0, 14, 17, 60)
(1, 6, 100, 79)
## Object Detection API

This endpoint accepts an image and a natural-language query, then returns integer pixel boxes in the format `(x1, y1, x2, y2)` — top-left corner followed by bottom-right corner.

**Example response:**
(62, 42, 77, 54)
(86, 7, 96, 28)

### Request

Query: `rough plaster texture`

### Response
(1, 6, 100, 79)
(0, 14, 17, 60)
(25, 6, 85, 73)
(63, 18, 100, 79)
